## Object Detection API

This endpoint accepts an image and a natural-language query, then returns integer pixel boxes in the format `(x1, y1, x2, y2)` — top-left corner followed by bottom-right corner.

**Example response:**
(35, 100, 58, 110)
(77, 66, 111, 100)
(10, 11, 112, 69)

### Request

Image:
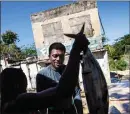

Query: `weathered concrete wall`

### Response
(0, 61, 42, 90)
(30, 1, 111, 85)
(31, 1, 96, 23)
(92, 50, 111, 85)
(31, 1, 100, 59)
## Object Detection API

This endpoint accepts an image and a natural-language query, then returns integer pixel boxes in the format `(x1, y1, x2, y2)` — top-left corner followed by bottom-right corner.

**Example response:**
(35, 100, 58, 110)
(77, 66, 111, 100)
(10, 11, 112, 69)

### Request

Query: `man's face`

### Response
(49, 49, 65, 69)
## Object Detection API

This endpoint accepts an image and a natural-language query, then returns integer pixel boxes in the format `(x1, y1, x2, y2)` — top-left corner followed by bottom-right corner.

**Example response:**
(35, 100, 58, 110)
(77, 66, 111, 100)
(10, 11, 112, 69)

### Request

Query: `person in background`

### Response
(36, 42, 83, 114)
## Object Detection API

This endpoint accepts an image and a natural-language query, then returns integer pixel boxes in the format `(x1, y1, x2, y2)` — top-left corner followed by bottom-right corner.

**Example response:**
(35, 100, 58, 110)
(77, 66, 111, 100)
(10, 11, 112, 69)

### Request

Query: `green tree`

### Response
(21, 43, 37, 58)
(116, 59, 128, 71)
(1, 30, 37, 65)
(104, 45, 117, 70)
(1, 30, 23, 64)
(0, 43, 9, 57)
(1, 30, 19, 45)
(104, 44, 115, 58)
(113, 34, 130, 59)
(105, 34, 130, 71)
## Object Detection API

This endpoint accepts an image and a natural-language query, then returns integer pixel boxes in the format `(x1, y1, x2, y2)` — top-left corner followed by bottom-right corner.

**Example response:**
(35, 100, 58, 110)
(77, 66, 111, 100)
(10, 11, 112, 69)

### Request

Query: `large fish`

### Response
(64, 23, 109, 114)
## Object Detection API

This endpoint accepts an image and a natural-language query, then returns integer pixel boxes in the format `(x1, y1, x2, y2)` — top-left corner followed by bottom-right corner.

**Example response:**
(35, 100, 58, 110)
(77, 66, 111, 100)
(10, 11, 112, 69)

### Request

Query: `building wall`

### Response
(31, 1, 101, 59)
(30, 1, 111, 84)
(0, 60, 42, 90)
(93, 50, 111, 85)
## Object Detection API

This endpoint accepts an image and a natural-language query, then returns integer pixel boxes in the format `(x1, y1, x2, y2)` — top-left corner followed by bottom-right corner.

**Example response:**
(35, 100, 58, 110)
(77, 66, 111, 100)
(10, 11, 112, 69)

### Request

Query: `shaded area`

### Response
(122, 102, 130, 113)
(109, 80, 129, 90)
(109, 106, 121, 114)
(109, 80, 130, 113)
(109, 93, 130, 99)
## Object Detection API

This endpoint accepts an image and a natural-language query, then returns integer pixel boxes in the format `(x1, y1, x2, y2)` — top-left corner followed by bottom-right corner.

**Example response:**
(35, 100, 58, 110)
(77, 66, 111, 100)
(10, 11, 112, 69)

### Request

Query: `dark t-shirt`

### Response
(36, 65, 81, 111)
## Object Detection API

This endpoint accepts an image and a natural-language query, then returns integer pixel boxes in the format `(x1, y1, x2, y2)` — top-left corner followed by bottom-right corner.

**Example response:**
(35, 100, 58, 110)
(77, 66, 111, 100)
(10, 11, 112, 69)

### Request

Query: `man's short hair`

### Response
(49, 42, 66, 56)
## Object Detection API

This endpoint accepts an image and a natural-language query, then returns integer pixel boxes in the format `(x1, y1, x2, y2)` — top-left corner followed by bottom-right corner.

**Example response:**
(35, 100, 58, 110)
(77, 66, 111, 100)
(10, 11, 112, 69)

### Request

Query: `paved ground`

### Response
(80, 79, 130, 114)
(108, 80, 130, 113)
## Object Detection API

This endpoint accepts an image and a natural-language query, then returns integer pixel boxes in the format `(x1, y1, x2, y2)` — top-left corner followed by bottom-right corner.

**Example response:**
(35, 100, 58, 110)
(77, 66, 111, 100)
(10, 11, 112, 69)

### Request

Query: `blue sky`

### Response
(1, 1, 129, 47)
